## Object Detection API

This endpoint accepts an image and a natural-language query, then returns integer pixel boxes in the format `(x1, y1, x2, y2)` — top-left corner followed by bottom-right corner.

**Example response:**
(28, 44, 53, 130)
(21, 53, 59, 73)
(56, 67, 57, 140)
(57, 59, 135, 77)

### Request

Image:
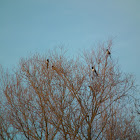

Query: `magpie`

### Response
(106, 49, 111, 58)
(92, 66, 98, 76)
(52, 65, 55, 70)
(46, 59, 49, 69)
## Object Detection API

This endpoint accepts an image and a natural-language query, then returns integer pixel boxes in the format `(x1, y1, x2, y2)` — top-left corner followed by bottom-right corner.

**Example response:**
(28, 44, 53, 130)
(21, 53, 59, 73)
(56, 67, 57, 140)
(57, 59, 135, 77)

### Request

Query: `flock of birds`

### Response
(45, 49, 111, 77)
(45, 49, 111, 94)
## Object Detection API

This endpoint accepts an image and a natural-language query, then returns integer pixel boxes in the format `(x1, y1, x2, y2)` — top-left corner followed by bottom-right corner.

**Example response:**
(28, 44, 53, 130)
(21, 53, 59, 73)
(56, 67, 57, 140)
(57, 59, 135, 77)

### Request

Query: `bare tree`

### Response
(0, 42, 139, 140)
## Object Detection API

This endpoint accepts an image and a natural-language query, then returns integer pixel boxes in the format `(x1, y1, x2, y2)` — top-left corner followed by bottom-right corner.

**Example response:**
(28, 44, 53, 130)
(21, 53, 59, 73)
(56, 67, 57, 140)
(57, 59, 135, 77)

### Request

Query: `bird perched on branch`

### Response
(106, 49, 111, 58)
(52, 65, 59, 72)
(46, 59, 49, 69)
(52, 65, 65, 75)
(92, 66, 98, 76)
(52, 65, 55, 70)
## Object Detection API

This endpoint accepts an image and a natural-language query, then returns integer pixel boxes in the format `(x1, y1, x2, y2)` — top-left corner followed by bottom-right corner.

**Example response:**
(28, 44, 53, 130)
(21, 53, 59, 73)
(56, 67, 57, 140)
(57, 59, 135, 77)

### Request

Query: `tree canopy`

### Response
(0, 42, 139, 140)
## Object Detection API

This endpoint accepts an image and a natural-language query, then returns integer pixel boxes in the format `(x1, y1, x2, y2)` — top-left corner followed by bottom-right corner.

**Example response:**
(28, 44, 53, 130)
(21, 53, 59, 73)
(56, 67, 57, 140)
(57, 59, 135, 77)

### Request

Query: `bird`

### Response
(47, 59, 49, 62)
(52, 65, 55, 70)
(92, 66, 98, 76)
(106, 49, 111, 58)
(46, 59, 49, 69)
(52, 65, 58, 71)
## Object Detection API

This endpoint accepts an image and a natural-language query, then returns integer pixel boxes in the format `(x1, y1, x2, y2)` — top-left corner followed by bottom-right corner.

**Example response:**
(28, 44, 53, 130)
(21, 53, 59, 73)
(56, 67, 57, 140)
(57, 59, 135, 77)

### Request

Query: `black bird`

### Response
(46, 59, 49, 69)
(92, 66, 98, 76)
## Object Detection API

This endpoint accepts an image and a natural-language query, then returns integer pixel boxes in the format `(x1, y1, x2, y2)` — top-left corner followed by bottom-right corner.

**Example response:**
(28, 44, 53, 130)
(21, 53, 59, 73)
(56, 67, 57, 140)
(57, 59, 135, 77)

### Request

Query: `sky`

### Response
(0, 0, 140, 84)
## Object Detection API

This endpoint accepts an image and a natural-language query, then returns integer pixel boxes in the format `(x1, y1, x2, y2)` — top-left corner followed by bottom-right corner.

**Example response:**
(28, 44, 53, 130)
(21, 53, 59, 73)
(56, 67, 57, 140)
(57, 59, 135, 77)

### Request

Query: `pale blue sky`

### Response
(0, 0, 140, 84)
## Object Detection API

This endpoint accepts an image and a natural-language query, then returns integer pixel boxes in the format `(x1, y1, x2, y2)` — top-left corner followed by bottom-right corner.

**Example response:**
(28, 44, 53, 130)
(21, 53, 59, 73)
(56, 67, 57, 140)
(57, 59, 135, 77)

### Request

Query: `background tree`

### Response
(0, 42, 139, 140)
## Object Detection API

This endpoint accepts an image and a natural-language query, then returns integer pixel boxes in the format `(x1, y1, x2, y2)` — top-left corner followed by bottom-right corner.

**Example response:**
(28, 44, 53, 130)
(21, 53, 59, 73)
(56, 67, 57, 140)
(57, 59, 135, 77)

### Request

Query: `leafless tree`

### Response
(0, 42, 139, 140)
